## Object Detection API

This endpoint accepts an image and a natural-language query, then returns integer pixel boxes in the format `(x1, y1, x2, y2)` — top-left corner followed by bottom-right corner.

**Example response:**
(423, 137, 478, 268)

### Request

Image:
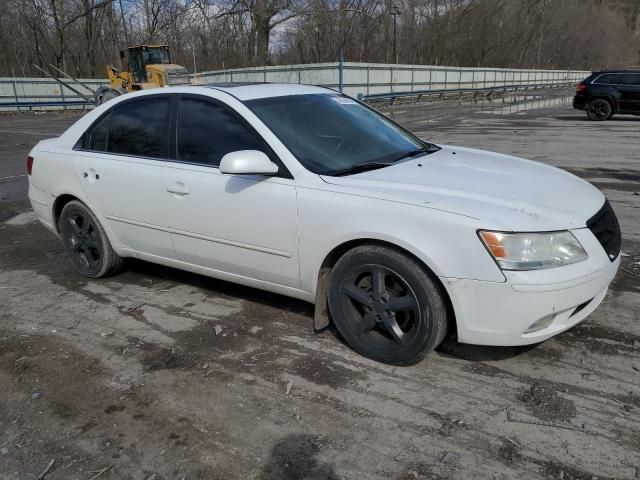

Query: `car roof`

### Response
(201, 82, 336, 101)
(592, 69, 640, 74)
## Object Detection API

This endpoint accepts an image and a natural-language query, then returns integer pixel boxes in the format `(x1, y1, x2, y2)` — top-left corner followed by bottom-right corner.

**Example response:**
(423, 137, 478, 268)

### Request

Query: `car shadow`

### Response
(437, 337, 541, 361)
(121, 259, 315, 317)
(554, 114, 640, 122)
(118, 259, 542, 364)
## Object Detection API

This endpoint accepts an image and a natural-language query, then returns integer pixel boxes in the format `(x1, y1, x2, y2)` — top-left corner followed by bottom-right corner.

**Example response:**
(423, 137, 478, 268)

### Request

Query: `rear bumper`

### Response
(444, 228, 619, 346)
(573, 95, 587, 110)
(28, 183, 57, 235)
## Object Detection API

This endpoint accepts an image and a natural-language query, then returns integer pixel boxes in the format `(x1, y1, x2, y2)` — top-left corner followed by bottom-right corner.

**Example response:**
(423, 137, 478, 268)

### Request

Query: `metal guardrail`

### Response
(0, 63, 588, 111)
(0, 99, 92, 109)
(194, 62, 588, 98)
(360, 81, 577, 104)
(0, 77, 104, 112)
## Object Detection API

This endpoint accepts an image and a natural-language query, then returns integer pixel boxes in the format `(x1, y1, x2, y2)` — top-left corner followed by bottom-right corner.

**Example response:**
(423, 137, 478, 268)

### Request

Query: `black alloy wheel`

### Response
(59, 200, 124, 278)
(587, 98, 612, 121)
(328, 245, 448, 365)
(341, 264, 420, 346)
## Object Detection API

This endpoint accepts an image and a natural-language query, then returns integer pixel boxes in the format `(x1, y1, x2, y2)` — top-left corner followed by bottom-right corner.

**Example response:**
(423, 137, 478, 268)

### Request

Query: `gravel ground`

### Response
(0, 91, 639, 480)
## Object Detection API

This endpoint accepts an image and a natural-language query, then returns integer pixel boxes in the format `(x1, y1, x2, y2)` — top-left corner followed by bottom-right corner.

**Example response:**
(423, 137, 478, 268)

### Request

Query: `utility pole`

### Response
(192, 41, 197, 74)
(339, 48, 344, 93)
(390, 3, 402, 64)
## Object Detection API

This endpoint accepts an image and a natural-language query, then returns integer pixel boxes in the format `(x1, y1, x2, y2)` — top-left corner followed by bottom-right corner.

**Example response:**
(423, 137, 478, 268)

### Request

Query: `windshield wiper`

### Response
(327, 145, 440, 177)
(329, 161, 394, 177)
(391, 146, 436, 163)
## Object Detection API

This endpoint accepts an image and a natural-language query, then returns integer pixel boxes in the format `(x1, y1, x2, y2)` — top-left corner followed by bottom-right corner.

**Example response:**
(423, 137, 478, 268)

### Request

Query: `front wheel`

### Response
(328, 245, 448, 365)
(586, 98, 612, 121)
(59, 200, 124, 278)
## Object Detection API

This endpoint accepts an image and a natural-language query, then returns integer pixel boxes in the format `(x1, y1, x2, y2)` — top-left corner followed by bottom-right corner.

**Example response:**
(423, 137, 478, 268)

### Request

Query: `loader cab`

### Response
(124, 45, 172, 83)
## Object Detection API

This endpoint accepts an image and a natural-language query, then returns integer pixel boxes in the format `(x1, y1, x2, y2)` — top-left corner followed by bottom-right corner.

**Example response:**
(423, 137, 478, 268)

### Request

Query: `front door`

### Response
(165, 95, 301, 288)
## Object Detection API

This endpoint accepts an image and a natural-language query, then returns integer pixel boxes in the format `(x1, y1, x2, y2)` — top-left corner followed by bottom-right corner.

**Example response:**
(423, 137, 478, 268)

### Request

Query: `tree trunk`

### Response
(252, 0, 272, 65)
(82, 0, 94, 77)
(50, 0, 66, 70)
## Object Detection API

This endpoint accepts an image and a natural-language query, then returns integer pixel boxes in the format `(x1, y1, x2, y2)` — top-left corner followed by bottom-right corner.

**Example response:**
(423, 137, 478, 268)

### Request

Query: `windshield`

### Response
(245, 94, 437, 175)
(142, 47, 170, 66)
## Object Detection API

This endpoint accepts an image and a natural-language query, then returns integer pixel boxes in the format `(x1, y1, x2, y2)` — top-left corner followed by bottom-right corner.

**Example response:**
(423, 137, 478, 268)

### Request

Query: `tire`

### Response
(586, 98, 612, 121)
(93, 86, 109, 106)
(97, 89, 120, 105)
(59, 200, 124, 278)
(328, 245, 448, 365)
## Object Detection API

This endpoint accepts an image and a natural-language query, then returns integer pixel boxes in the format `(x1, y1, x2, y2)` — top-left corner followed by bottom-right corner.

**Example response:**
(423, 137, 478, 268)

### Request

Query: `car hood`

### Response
(320, 145, 604, 231)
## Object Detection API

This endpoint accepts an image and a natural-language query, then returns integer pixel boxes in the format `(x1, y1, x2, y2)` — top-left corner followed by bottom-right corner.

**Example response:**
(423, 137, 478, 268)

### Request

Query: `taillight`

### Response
(27, 155, 34, 175)
(576, 83, 586, 93)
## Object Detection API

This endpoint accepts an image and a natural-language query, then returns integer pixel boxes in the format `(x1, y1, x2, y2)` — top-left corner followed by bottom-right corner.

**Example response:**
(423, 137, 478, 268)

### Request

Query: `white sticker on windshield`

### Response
(332, 97, 358, 105)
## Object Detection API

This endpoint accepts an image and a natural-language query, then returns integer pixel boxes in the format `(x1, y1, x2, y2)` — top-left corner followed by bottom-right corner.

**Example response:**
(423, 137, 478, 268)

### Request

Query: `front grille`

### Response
(586, 200, 621, 261)
(166, 69, 191, 86)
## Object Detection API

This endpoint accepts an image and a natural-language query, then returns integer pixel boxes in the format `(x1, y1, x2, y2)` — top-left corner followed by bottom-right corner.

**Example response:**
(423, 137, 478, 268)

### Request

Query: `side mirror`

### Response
(219, 150, 279, 176)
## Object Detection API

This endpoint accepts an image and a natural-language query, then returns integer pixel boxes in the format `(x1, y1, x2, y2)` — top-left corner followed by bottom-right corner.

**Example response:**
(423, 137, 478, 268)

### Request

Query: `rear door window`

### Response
(107, 97, 170, 158)
(176, 97, 264, 167)
(84, 112, 110, 151)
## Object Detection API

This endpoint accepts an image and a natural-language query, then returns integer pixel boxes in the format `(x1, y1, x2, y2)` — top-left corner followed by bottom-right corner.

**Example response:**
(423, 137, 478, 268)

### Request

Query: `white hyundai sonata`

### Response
(27, 84, 621, 364)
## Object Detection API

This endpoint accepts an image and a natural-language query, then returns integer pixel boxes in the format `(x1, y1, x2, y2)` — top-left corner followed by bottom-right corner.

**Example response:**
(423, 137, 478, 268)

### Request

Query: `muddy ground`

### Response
(0, 92, 639, 479)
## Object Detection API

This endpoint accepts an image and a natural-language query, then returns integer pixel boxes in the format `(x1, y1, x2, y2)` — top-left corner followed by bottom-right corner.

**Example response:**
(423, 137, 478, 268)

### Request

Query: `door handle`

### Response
(83, 170, 99, 181)
(165, 184, 190, 196)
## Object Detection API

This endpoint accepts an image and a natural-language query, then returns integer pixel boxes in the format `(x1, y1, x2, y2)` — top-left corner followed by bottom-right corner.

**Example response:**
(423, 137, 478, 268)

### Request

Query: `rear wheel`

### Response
(59, 201, 124, 278)
(586, 98, 612, 121)
(328, 245, 448, 365)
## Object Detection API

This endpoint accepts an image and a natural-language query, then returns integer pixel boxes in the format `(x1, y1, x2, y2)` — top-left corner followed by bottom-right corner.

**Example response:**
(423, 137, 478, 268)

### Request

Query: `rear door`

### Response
(73, 95, 174, 258)
(164, 94, 301, 288)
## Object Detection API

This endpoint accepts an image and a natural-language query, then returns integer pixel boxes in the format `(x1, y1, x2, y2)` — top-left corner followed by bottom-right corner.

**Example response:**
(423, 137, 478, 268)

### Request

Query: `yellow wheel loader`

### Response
(95, 45, 190, 105)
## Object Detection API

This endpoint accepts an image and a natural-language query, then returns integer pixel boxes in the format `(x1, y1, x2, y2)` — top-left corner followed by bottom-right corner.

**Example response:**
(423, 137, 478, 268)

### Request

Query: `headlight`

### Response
(478, 230, 588, 270)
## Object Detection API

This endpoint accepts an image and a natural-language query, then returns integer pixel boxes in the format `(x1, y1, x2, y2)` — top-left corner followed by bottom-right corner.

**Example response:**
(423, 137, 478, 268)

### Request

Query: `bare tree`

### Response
(1, 0, 638, 77)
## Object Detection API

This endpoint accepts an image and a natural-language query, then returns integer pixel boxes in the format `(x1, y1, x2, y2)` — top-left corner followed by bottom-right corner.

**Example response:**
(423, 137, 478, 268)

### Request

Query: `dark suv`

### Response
(573, 70, 640, 121)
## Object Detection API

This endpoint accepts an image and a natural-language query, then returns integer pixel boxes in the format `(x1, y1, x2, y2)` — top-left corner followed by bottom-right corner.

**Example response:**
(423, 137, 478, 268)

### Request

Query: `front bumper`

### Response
(443, 227, 619, 346)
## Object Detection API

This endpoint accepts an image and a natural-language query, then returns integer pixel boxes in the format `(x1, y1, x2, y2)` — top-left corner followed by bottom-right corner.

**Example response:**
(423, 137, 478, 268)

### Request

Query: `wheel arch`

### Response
(52, 193, 82, 234)
(588, 93, 619, 112)
(52, 193, 112, 244)
(312, 237, 457, 340)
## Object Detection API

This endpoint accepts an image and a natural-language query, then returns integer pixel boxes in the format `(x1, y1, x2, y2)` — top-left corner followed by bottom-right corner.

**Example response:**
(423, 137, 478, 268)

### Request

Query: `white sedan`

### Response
(27, 84, 620, 364)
